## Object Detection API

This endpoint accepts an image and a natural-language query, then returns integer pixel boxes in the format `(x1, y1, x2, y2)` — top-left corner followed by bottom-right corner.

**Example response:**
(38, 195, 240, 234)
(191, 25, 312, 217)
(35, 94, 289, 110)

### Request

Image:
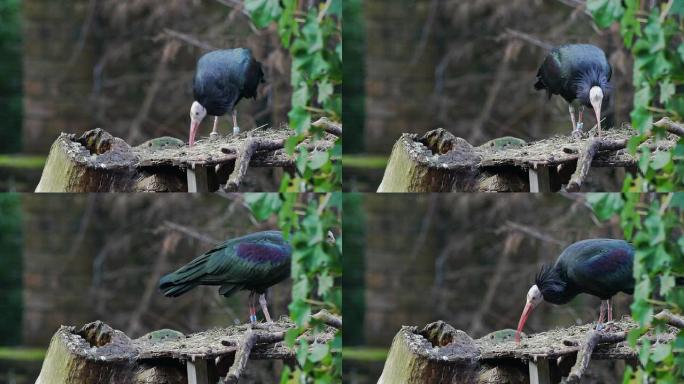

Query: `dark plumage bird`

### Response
(534, 44, 612, 138)
(515, 239, 634, 342)
(159, 230, 291, 324)
(188, 48, 265, 146)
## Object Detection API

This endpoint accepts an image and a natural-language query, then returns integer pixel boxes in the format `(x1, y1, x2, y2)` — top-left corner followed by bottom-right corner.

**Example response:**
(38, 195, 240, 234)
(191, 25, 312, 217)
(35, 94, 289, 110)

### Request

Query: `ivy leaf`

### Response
(660, 273, 675, 296)
(288, 106, 311, 134)
(651, 151, 671, 170)
(660, 80, 675, 104)
(309, 151, 330, 170)
(317, 273, 334, 296)
(245, 0, 283, 29)
(587, 0, 624, 28)
(296, 338, 309, 367)
(318, 81, 334, 104)
(651, 343, 672, 363)
(309, 343, 329, 363)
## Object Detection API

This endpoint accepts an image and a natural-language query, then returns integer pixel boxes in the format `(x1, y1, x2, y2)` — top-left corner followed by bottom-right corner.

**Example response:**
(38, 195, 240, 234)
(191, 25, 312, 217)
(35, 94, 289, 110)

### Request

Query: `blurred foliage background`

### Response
(0, 194, 298, 384)
(0, 0, 294, 191)
(343, 0, 637, 191)
(342, 193, 635, 384)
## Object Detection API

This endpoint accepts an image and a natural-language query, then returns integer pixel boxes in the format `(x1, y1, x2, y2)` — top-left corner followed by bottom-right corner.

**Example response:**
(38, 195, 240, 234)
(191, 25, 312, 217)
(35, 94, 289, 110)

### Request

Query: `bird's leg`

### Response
(577, 106, 584, 133)
(232, 110, 240, 135)
(569, 104, 580, 139)
(248, 292, 257, 324)
(608, 298, 613, 322)
(210, 116, 220, 139)
(597, 300, 607, 324)
(258, 293, 272, 323)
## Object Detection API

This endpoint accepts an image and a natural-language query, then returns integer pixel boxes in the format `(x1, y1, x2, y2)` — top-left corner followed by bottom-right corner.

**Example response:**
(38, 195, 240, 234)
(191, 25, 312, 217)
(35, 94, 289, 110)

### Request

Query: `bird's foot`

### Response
(210, 132, 220, 140)
(595, 322, 605, 331)
(249, 314, 257, 324)
(233, 126, 240, 135)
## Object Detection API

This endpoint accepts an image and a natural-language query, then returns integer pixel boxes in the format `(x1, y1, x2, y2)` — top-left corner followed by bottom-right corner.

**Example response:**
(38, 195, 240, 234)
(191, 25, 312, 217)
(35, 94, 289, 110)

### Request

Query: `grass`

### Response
(342, 346, 389, 362)
(0, 155, 46, 169)
(0, 347, 46, 361)
(342, 155, 388, 169)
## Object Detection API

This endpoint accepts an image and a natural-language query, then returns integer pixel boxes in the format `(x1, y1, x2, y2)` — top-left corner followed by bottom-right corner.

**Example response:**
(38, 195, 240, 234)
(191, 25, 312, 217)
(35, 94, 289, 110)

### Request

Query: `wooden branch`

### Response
(655, 310, 684, 329)
(654, 117, 684, 137)
(312, 309, 342, 329)
(565, 138, 628, 192)
(224, 330, 286, 384)
(313, 117, 342, 137)
(566, 330, 626, 384)
(222, 138, 286, 191)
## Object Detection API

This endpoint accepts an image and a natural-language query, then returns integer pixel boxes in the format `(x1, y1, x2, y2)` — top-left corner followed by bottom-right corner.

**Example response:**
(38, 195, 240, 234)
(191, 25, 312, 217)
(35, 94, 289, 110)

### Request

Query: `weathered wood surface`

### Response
(36, 319, 338, 384)
(378, 319, 679, 384)
(35, 127, 337, 192)
(378, 126, 679, 192)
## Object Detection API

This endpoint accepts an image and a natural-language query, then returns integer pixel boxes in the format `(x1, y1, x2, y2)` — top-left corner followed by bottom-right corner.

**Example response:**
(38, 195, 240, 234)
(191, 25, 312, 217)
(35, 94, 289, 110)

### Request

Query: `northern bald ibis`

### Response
(534, 44, 612, 138)
(159, 230, 291, 324)
(515, 239, 634, 342)
(189, 48, 264, 146)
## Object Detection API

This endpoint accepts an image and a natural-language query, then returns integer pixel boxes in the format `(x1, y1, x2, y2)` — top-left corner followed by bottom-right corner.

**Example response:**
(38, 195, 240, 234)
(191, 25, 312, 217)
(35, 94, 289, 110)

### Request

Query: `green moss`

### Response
(342, 347, 388, 362)
(342, 155, 388, 169)
(0, 348, 45, 362)
(0, 155, 46, 169)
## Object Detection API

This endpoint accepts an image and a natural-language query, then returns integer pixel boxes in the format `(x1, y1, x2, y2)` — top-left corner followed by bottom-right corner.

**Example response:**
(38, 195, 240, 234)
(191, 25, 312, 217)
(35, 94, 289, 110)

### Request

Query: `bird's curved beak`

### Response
(589, 86, 603, 137)
(189, 119, 200, 147)
(515, 301, 535, 343)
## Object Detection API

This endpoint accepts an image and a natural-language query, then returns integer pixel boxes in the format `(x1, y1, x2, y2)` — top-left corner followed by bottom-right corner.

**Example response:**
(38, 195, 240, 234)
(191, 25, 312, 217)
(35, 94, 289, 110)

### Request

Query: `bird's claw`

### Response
(209, 132, 220, 140)
(595, 322, 605, 331)
(233, 127, 240, 135)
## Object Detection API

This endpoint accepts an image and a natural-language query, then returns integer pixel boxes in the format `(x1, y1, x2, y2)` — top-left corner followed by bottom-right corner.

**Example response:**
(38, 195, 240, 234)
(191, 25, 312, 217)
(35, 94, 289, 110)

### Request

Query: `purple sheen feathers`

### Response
(236, 243, 290, 264)
(585, 247, 632, 274)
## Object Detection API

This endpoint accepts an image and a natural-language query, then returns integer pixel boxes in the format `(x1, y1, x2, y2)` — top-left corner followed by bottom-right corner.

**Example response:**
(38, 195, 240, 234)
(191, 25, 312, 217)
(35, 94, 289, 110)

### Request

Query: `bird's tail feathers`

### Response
(158, 253, 211, 297)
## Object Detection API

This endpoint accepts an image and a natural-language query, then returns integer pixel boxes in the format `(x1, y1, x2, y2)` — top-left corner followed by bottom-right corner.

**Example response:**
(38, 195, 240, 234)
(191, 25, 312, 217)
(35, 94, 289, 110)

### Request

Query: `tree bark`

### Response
(377, 130, 481, 192)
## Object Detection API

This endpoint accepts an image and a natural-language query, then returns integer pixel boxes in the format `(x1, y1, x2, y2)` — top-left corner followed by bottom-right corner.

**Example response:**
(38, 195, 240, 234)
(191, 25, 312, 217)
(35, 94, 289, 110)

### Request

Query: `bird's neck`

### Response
(573, 67, 609, 107)
(537, 265, 577, 304)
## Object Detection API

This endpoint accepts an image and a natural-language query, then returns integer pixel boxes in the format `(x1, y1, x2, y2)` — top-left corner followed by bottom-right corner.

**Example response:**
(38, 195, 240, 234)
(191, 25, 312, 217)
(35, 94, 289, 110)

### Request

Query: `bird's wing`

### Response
(202, 235, 291, 287)
(536, 51, 564, 96)
(564, 241, 634, 296)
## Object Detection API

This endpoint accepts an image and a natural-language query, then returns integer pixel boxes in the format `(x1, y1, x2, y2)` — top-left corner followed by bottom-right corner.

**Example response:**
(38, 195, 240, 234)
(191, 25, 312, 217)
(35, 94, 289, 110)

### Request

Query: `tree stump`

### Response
(36, 321, 185, 384)
(377, 129, 481, 192)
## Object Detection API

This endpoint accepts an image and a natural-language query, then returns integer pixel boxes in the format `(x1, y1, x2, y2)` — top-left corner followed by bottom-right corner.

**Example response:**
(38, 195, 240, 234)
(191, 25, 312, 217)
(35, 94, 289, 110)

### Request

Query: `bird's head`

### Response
(515, 284, 543, 343)
(189, 101, 207, 146)
(576, 67, 611, 134)
(326, 230, 336, 244)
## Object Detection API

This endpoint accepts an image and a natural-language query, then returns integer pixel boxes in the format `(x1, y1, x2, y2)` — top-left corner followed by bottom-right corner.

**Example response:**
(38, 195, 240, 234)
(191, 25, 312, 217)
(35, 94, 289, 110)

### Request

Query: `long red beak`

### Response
(592, 104, 602, 138)
(189, 120, 200, 146)
(515, 302, 534, 343)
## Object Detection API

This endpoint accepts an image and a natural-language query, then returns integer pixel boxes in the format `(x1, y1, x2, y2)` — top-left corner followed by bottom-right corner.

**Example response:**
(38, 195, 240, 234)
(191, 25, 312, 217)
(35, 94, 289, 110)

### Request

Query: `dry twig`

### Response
(566, 330, 627, 383)
(223, 138, 287, 191)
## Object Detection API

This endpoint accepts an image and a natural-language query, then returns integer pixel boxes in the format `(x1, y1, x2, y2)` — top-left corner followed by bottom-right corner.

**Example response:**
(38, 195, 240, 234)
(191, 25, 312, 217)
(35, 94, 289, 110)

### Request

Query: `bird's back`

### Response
(535, 44, 611, 102)
(159, 230, 291, 297)
(557, 239, 634, 299)
(193, 48, 264, 115)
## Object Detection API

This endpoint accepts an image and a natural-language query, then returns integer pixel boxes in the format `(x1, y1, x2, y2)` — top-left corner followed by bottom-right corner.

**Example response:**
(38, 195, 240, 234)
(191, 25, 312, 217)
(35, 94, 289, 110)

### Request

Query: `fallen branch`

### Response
(654, 117, 684, 137)
(655, 310, 684, 329)
(224, 329, 286, 384)
(566, 330, 627, 384)
(222, 138, 286, 191)
(312, 309, 342, 329)
(313, 117, 342, 137)
(565, 138, 628, 192)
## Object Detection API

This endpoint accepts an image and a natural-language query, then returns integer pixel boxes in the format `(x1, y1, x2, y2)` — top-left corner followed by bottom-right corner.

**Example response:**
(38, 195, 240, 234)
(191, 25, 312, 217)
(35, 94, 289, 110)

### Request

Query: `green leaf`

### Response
(318, 81, 334, 104)
(651, 151, 671, 170)
(587, 193, 623, 221)
(244, 0, 283, 28)
(660, 81, 675, 104)
(651, 343, 672, 363)
(660, 273, 675, 296)
(293, 279, 309, 301)
(296, 338, 309, 367)
(309, 343, 329, 363)
(288, 106, 311, 134)
(587, 0, 624, 28)
(317, 273, 334, 296)
(309, 151, 330, 170)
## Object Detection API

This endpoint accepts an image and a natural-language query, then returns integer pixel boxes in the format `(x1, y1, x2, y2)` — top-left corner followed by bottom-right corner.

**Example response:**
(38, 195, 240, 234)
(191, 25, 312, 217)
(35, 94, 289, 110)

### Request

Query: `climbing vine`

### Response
(247, 193, 342, 383)
(588, 193, 684, 382)
(588, 0, 684, 190)
(245, 0, 342, 192)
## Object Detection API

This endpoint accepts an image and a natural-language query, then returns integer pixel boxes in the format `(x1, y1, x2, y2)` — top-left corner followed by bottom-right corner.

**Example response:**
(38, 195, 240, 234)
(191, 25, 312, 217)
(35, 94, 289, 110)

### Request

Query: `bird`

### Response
(159, 230, 291, 324)
(534, 44, 612, 138)
(515, 239, 634, 342)
(188, 48, 265, 146)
